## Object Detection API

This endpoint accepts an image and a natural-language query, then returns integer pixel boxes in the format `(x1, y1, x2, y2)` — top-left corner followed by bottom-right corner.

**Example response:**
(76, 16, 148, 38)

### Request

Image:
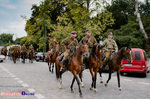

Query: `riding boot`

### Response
(61, 60, 68, 71)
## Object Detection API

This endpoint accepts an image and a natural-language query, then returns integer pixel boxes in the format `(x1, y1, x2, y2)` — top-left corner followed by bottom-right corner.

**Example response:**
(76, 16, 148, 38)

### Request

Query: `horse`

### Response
(29, 49, 34, 63)
(2, 49, 7, 57)
(99, 46, 132, 91)
(47, 43, 59, 73)
(87, 44, 104, 92)
(21, 50, 27, 63)
(12, 50, 18, 63)
(55, 41, 89, 97)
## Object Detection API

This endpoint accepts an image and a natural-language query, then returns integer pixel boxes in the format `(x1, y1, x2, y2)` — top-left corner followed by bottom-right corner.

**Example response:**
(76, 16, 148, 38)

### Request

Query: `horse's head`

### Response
(96, 44, 104, 59)
(122, 46, 132, 63)
(79, 40, 89, 58)
(55, 42, 60, 52)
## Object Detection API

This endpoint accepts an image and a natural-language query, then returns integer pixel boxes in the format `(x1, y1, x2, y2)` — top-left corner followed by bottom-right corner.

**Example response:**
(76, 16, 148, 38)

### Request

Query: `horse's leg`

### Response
(94, 68, 99, 92)
(49, 61, 51, 72)
(89, 68, 94, 90)
(117, 69, 122, 91)
(52, 63, 54, 73)
(79, 72, 84, 88)
(105, 68, 113, 87)
(99, 62, 105, 83)
(70, 76, 76, 93)
(75, 76, 83, 97)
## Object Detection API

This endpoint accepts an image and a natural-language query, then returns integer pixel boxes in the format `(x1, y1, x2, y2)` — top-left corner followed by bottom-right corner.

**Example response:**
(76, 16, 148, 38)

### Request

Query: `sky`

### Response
(0, 0, 145, 40)
(0, 0, 42, 40)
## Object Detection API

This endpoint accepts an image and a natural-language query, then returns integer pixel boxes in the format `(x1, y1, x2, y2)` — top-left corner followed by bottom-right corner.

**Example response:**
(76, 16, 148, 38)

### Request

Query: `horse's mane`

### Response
(118, 47, 126, 53)
(90, 44, 99, 57)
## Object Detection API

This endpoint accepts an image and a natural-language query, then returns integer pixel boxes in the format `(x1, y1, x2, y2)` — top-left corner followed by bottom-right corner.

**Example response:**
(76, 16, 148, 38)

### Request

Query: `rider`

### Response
(29, 44, 34, 51)
(79, 29, 97, 68)
(49, 37, 57, 59)
(102, 32, 118, 65)
(60, 31, 79, 70)
(79, 29, 97, 49)
(1, 46, 7, 53)
(21, 44, 27, 52)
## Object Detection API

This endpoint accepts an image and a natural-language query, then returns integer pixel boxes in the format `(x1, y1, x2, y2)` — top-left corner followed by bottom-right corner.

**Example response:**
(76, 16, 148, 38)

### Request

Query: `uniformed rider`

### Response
(102, 32, 118, 64)
(60, 31, 79, 70)
(49, 37, 57, 59)
(79, 29, 97, 68)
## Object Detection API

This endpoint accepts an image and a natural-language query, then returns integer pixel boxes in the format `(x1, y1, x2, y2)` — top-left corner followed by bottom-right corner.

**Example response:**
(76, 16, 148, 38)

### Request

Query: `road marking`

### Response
(21, 83, 29, 87)
(35, 94, 45, 99)
(14, 78, 20, 80)
(123, 79, 132, 82)
(17, 80, 24, 83)
(139, 82, 150, 85)
(28, 88, 36, 93)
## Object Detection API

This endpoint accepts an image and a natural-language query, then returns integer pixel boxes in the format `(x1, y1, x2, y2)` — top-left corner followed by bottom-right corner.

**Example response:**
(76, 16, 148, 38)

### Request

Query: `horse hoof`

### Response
(100, 81, 103, 83)
(119, 87, 122, 91)
(80, 94, 83, 97)
(90, 88, 93, 90)
(105, 84, 108, 87)
(82, 85, 85, 88)
(59, 86, 62, 89)
(94, 89, 98, 92)
(71, 90, 74, 93)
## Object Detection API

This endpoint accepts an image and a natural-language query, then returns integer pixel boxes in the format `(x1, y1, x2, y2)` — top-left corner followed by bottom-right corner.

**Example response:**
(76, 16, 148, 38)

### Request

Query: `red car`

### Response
(120, 48, 150, 77)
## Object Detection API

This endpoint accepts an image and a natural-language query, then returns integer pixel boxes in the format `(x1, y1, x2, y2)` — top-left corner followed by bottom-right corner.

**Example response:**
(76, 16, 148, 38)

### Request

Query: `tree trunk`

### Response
(135, 0, 149, 43)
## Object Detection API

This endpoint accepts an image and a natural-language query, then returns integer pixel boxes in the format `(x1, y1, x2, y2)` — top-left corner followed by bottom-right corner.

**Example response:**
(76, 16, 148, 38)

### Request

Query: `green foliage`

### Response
(0, 33, 13, 46)
(5, 43, 14, 47)
(104, 21, 144, 49)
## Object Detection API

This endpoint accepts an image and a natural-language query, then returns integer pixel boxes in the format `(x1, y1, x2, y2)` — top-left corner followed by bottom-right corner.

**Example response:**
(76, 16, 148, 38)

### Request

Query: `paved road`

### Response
(0, 58, 150, 99)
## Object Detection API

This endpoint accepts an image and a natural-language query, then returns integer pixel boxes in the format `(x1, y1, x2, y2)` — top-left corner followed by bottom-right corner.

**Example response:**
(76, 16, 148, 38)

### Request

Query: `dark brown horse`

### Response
(12, 49, 18, 63)
(47, 43, 59, 73)
(99, 46, 132, 91)
(88, 44, 104, 92)
(21, 50, 27, 63)
(29, 49, 34, 63)
(55, 41, 89, 97)
(1, 49, 7, 57)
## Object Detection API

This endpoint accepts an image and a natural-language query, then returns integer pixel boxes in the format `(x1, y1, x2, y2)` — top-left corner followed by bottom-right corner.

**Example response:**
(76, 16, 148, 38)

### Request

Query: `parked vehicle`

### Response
(35, 52, 47, 62)
(120, 48, 150, 77)
(0, 54, 6, 62)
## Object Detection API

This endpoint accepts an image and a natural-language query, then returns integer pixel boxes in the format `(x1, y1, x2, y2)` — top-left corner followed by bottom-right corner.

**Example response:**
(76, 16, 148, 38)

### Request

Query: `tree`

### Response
(135, 0, 149, 43)
(0, 33, 13, 46)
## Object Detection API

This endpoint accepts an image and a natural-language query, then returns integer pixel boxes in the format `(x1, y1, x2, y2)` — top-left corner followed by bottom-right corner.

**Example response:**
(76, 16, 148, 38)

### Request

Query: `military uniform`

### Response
(29, 45, 34, 50)
(79, 29, 97, 69)
(21, 46, 27, 51)
(60, 37, 78, 60)
(79, 35, 97, 48)
(102, 37, 118, 60)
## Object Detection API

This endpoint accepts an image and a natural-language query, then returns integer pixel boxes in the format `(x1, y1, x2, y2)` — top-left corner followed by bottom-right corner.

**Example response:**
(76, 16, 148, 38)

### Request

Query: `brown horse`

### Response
(88, 44, 104, 92)
(1, 49, 7, 57)
(99, 46, 132, 91)
(55, 41, 89, 97)
(12, 49, 18, 63)
(29, 49, 34, 63)
(47, 43, 59, 73)
(21, 50, 27, 63)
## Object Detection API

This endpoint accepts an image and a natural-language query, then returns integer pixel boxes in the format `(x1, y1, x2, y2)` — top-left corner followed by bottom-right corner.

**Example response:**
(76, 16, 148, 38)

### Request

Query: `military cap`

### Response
(85, 29, 91, 32)
(108, 32, 113, 35)
(71, 31, 77, 33)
